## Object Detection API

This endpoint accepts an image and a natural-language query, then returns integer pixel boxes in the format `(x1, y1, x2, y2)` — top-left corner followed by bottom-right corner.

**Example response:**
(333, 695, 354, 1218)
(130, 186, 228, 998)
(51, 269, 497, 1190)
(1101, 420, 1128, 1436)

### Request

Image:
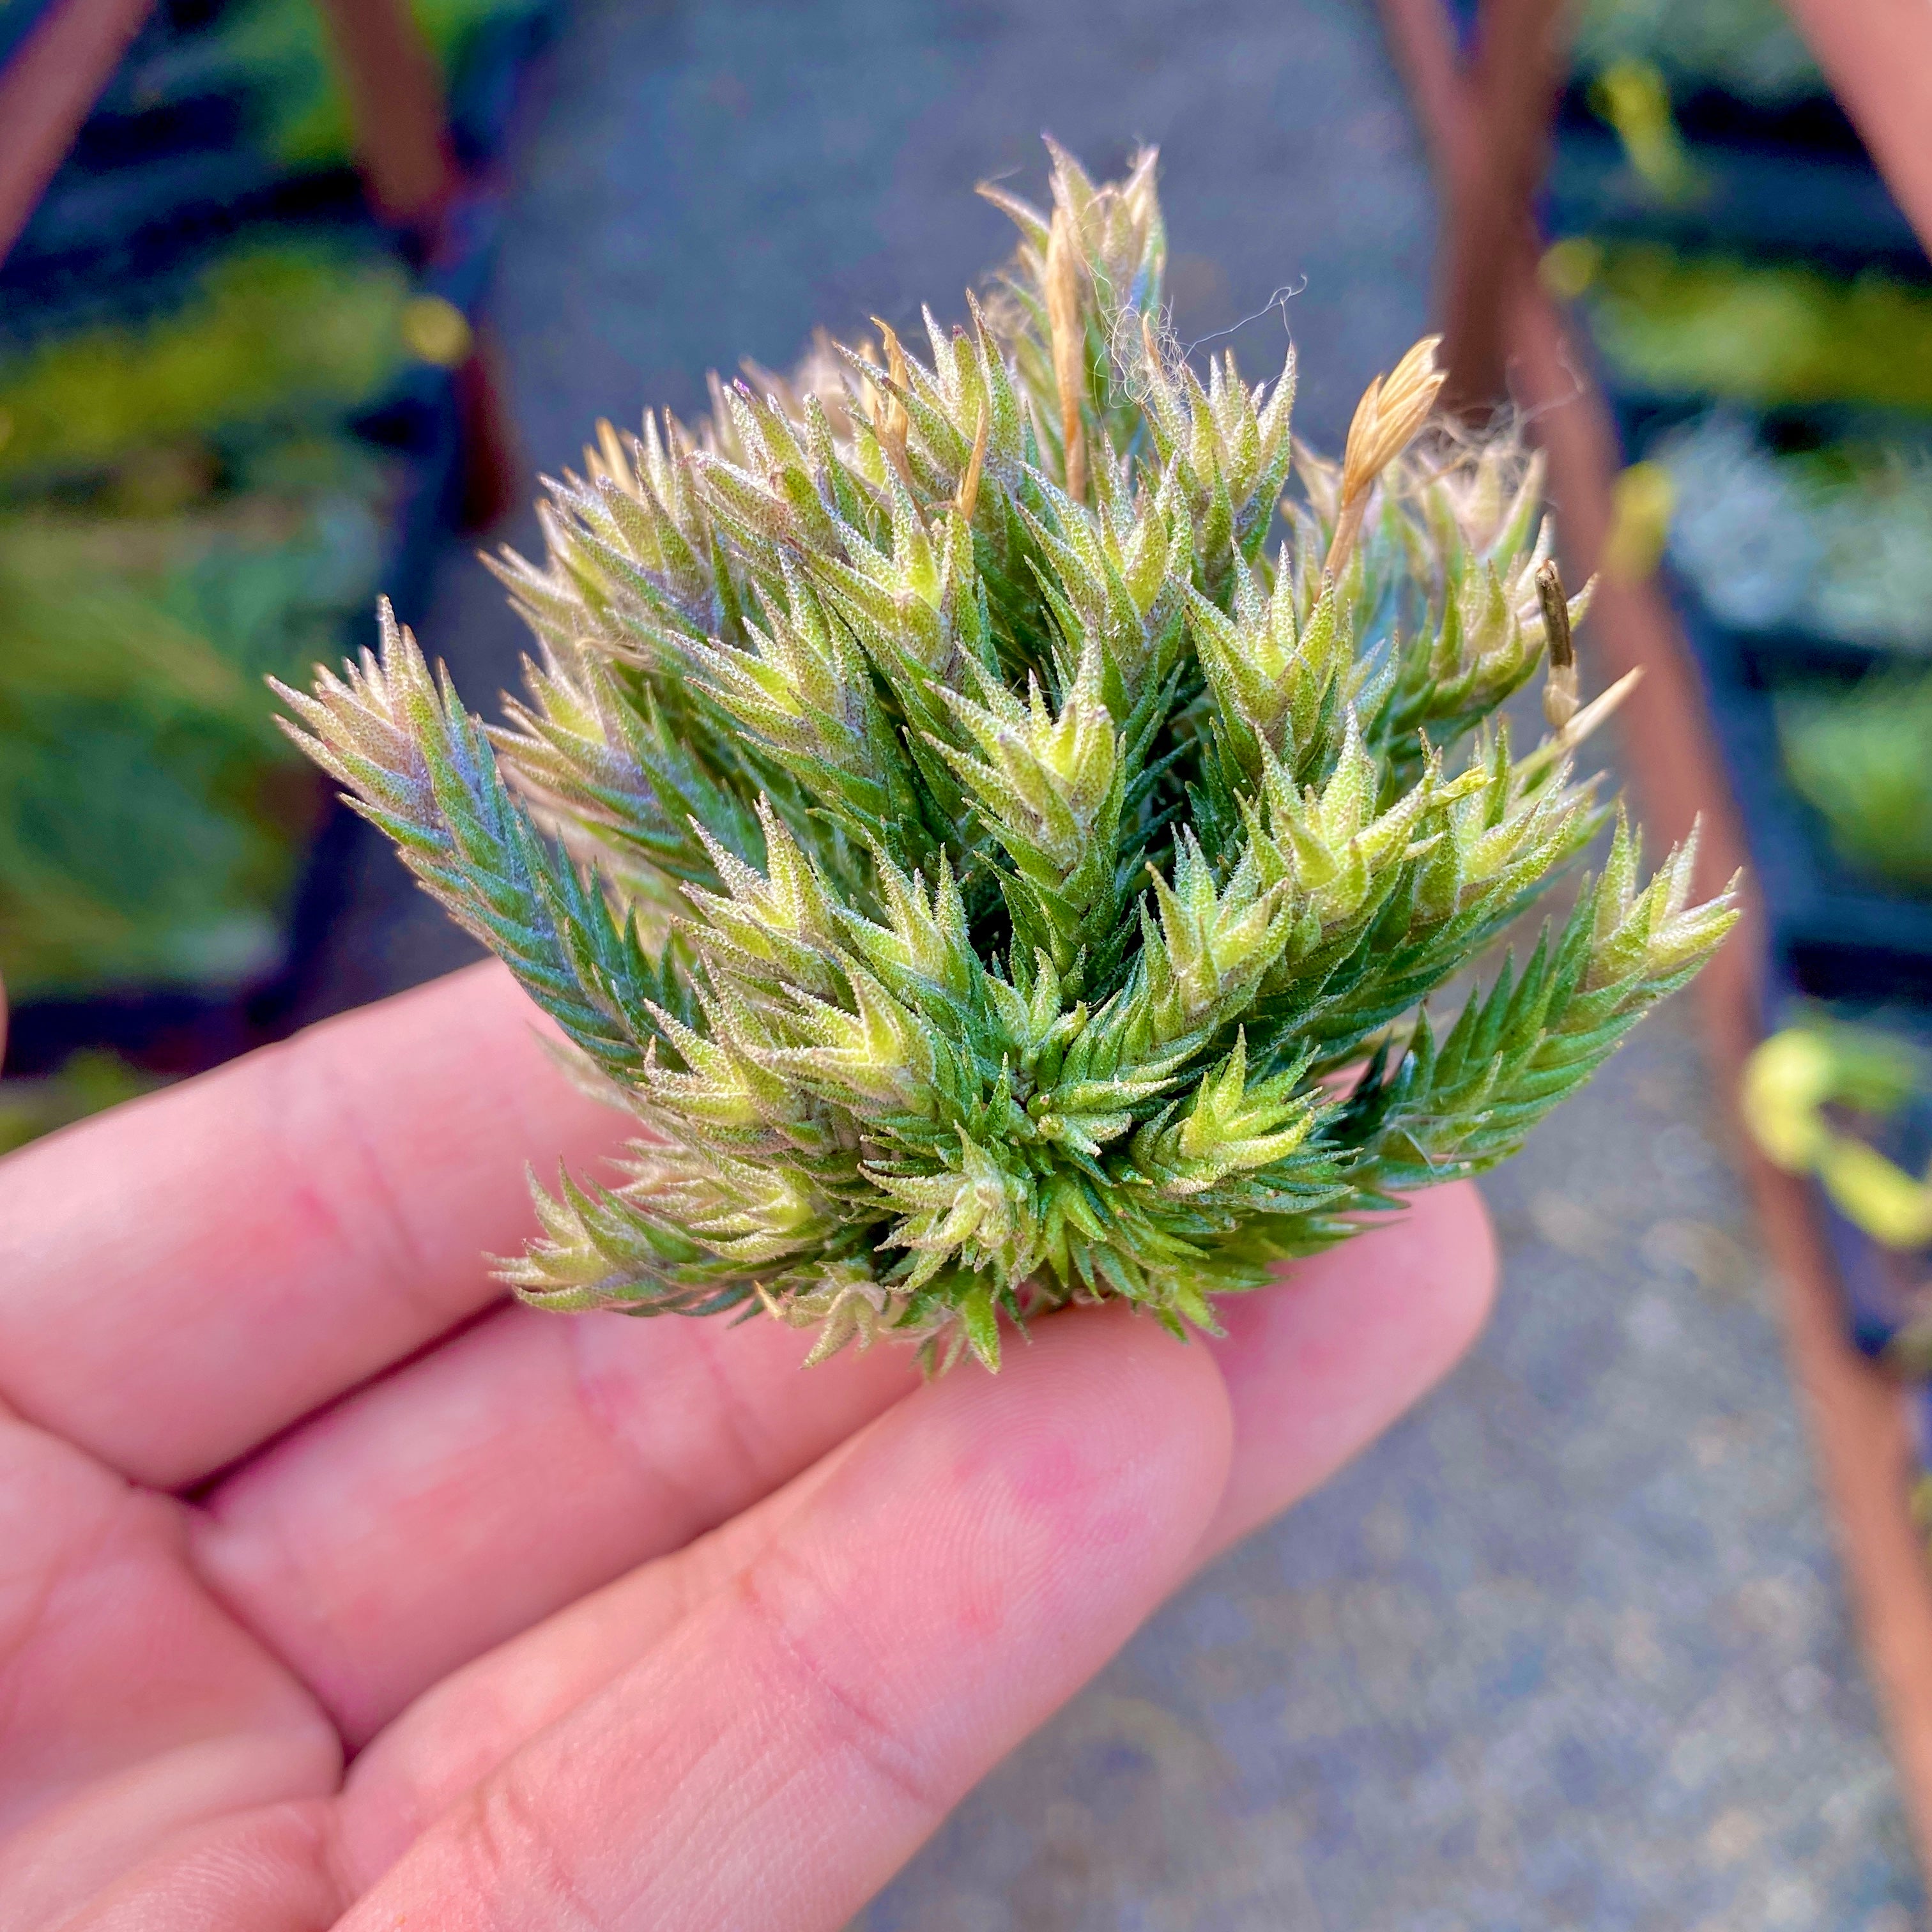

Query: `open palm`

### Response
(0, 961, 1492, 1930)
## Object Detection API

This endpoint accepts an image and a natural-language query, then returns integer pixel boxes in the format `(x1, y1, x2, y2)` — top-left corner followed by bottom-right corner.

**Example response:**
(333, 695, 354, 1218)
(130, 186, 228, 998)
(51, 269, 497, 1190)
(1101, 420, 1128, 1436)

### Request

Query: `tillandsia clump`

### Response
(282, 143, 1738, 1370)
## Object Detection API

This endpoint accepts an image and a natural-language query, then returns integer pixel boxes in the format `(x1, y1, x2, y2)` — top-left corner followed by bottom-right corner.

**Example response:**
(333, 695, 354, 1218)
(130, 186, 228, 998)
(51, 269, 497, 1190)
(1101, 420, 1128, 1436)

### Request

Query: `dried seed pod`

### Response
(1538, 558, 1581, 730)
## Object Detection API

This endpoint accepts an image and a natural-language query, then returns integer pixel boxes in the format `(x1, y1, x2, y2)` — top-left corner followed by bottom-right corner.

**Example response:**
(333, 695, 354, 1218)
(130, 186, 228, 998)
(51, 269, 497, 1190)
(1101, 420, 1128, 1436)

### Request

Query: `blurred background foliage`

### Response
(0, 241, 413, 485)
(0, 433, 395, 997)
(1569, 0, 1820, 105)
(112, 0, 545, 168)
(0, 238, 416, 1002)
(1557, 242, 1932, 415)
(0, 0, 523, 1128)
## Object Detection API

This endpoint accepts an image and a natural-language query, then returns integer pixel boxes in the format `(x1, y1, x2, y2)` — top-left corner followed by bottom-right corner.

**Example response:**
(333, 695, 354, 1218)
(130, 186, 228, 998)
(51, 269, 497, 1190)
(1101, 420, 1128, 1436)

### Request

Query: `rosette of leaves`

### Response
(282, 144, 1737, 1369)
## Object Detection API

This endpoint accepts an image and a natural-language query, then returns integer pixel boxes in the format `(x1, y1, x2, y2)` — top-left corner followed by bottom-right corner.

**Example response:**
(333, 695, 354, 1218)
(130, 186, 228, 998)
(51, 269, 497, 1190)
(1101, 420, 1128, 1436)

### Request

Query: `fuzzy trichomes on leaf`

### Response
(279, 142, 1738, 1371)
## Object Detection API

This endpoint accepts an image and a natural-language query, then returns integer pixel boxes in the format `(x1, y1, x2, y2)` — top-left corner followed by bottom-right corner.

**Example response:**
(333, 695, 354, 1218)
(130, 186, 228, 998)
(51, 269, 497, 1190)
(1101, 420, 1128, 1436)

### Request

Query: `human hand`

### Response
(0, 961, 1493, 1930)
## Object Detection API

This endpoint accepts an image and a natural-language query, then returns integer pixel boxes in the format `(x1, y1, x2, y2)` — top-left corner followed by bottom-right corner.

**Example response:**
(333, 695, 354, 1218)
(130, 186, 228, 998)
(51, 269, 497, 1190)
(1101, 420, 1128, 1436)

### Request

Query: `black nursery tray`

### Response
(1663, 574, 1932, 1006)
(1609, 394, 1932, 685)
(1544, 123, 1926, 284)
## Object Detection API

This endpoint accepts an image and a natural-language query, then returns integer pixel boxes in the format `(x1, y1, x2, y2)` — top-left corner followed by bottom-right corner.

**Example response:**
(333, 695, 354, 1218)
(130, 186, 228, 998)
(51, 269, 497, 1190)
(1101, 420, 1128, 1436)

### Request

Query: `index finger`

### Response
(0, 962, 628, 1489)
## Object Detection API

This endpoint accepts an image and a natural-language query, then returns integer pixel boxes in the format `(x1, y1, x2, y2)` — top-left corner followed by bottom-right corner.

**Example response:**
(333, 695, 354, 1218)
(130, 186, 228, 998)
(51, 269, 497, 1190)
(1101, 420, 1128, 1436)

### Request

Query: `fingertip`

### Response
(1197, 1179, 1498, 1562)
(1427, 1176, 1501, 1356)
(889, 1301, 1238, 1620)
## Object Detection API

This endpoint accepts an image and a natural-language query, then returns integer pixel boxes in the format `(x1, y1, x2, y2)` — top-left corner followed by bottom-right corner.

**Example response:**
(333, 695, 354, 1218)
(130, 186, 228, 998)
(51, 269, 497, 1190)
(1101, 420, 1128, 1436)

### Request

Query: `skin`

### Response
(0, 960, 1495, 1931)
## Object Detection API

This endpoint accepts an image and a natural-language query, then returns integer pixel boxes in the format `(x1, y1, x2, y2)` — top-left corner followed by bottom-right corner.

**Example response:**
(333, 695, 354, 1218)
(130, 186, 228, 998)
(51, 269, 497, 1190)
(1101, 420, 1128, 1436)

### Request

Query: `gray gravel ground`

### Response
(301, 1, 1925, 1922)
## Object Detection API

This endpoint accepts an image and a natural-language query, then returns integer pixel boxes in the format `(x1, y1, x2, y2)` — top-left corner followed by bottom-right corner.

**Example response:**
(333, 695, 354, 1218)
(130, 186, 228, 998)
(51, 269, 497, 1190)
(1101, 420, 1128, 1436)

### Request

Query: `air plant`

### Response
(283, 144, 1736, 1368)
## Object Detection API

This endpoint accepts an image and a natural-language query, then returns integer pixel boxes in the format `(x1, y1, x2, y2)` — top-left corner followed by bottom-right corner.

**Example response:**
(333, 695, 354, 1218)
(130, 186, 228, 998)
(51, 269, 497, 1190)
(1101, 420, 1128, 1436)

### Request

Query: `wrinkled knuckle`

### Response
(563, 1311, 786, 1547)
(270, 1038, 438, 1306)
(451, 1766, 604, 1932)
(562, 1319, 731, 1536)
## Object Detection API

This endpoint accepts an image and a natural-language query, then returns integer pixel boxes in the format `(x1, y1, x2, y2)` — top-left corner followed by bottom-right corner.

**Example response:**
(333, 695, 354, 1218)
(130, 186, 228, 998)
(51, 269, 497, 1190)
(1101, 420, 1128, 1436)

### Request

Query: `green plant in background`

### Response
(284, 144, 1736, 1368)
(0, 1052, 160, 1157)
(1568, 0, 1821, 106)
(1586, 57, 1704, 205)
(0, 242, 414, 491)
(1546, 239, 1932, 416)
(1657, 410, 1932, 651)
(119, 0, 542, 169)
(0, 436, 395, 999)
(1779, 670, 1932, 893)
(1746, 1020, 1932, 1255)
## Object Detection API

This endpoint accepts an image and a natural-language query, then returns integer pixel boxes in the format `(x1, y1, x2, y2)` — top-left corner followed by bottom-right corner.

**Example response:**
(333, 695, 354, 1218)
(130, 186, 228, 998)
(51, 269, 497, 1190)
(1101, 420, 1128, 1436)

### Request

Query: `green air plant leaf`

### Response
(282, 144, 1739, 1370)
